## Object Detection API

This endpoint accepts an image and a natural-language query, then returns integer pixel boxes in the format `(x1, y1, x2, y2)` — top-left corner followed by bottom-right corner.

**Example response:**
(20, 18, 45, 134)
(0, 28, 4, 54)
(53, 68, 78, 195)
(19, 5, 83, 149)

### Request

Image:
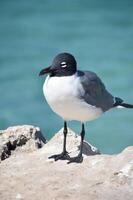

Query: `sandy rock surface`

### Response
(0, 126, 133, 200)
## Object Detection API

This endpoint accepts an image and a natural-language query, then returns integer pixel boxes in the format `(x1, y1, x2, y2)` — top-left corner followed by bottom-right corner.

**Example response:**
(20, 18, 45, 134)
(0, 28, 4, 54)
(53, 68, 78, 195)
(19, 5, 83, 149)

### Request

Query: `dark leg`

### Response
(48, 121, 70, 161)
(62, 121, 67, 154)
(68, 123, 85, 164)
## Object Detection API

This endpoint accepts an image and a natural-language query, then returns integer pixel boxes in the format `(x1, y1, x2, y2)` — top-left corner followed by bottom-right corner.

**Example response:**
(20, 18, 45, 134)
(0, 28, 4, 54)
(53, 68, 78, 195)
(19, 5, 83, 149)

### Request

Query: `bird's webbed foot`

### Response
(48, 151, 70, 161)
(67, 154, 83, 164)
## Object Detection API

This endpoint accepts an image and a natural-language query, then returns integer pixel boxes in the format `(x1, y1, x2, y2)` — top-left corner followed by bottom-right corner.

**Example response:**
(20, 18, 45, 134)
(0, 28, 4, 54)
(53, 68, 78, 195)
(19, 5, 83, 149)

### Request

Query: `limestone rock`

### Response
(43, 127, 100, 157)
(0, 125, 46, 161)
(0, 126, 132, 200)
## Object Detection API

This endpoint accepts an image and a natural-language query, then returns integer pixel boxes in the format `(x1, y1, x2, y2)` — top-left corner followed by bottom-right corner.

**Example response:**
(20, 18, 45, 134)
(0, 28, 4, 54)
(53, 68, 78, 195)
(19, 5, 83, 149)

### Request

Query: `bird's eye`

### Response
(61, 61, 67, 68)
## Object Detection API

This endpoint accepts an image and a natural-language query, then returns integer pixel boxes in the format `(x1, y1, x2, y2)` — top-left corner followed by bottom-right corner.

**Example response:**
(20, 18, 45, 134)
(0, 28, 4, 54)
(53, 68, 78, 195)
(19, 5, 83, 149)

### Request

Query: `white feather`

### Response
(117, 105, 124, 108)
(43, 73, 103, 122)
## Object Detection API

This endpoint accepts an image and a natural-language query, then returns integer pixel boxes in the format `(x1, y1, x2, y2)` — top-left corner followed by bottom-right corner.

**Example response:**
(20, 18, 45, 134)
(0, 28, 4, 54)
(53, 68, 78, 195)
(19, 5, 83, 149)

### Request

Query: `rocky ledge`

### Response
(0, 125, 133, 200)
(0, 125, 46, 161)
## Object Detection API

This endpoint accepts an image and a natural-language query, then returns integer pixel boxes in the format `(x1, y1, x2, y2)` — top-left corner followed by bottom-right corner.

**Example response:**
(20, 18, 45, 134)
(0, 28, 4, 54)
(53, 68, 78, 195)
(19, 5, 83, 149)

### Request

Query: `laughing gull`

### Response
(39, 52, 133, 163)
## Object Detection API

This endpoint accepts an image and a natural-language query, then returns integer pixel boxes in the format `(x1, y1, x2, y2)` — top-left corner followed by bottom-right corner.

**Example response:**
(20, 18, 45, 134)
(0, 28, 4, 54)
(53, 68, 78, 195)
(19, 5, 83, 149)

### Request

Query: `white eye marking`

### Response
(61, 62, 66, 65)
(61, 64, 67, 68)
(61, 61, 67, 68)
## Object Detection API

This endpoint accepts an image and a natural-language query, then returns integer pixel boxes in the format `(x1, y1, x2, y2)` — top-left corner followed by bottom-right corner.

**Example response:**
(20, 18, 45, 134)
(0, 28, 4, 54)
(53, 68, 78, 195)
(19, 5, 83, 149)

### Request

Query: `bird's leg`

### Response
(48, 121, 70, 161)
(62, 121, 68, 154)
(68, 123, 85, 164)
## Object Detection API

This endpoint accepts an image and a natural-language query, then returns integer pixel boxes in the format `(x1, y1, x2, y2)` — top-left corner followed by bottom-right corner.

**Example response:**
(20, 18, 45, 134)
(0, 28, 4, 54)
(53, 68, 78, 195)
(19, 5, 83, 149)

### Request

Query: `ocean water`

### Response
(0, 0, 133, 154)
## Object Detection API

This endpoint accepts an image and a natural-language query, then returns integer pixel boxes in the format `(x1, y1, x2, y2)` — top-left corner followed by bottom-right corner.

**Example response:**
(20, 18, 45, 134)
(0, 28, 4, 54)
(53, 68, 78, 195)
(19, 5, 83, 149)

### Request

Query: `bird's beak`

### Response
(39, 66, 52, 76)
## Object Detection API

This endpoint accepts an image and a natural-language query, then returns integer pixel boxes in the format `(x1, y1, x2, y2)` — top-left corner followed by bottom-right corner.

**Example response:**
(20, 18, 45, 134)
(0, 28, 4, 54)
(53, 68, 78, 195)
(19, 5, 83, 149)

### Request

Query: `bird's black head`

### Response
(39, 53, 77, 77)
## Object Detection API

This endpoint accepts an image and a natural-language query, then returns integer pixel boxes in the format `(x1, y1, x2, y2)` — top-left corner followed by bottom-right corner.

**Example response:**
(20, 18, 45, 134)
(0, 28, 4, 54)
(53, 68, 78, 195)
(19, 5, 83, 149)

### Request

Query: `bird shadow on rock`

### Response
(78, 141, 101, 156)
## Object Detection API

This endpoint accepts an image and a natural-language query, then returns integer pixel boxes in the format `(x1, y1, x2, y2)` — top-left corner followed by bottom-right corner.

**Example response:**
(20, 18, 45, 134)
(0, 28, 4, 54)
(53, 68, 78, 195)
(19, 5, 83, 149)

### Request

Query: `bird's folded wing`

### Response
(78, 70, 114, 111)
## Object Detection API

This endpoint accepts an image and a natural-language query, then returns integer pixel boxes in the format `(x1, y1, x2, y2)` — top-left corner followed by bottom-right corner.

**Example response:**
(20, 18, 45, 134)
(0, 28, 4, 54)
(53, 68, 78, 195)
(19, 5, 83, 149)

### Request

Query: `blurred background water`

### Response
(0, 0, 133, 154)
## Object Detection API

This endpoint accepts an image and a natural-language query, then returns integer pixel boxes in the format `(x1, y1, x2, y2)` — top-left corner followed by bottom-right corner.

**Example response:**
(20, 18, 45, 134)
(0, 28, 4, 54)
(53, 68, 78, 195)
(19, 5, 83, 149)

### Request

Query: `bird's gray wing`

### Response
(77, 70, 114, 112)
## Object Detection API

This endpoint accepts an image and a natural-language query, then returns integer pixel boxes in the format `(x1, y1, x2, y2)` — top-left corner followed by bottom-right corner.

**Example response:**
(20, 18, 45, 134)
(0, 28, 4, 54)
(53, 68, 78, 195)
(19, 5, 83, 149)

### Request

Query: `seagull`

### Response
(39, 52, 133, 163)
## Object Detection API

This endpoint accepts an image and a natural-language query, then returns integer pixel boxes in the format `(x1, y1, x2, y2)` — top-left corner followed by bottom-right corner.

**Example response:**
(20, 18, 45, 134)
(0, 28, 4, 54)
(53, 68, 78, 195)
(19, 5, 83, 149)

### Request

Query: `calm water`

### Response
(0, 0, 133, 154)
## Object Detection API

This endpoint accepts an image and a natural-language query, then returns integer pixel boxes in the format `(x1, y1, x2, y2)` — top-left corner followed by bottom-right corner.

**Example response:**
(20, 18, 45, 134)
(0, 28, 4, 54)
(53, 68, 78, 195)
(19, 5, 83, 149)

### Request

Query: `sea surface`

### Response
(0, 0, 133, 154)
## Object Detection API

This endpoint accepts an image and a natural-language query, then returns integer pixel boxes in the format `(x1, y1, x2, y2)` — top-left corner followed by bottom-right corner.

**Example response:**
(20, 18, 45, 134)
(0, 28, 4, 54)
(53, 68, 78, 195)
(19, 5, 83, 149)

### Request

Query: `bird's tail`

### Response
(113, 97, 133, 108)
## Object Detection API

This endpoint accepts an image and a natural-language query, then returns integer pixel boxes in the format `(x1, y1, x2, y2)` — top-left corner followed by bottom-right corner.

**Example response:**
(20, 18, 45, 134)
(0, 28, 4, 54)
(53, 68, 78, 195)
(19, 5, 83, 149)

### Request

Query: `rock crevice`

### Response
(0, 125, 46, 160)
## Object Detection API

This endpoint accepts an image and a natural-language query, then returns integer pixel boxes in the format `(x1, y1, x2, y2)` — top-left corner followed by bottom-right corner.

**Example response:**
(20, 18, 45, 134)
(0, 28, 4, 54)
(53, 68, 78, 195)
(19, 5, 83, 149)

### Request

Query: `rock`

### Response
(0, 126, 132, 200)
(44, 128, 100, 157)
(0, 125, 46, 161)
(0, 126, 99, 162)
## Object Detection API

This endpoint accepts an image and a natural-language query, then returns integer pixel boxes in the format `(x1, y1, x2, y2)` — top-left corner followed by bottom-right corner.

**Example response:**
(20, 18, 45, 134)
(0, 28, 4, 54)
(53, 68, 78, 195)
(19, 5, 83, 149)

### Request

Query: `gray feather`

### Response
(77, 70, 114, 112)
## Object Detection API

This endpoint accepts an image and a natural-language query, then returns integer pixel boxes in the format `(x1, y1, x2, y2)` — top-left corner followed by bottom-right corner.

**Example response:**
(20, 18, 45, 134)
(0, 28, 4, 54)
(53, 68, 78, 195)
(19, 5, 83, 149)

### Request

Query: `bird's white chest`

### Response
(43, 74, 83, 106)
(43, 75, 103, 121)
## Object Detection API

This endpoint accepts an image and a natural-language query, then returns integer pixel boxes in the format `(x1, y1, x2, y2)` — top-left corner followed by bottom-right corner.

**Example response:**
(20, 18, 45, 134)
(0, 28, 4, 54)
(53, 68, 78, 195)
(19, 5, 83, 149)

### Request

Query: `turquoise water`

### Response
(0, 0, 133, 154)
